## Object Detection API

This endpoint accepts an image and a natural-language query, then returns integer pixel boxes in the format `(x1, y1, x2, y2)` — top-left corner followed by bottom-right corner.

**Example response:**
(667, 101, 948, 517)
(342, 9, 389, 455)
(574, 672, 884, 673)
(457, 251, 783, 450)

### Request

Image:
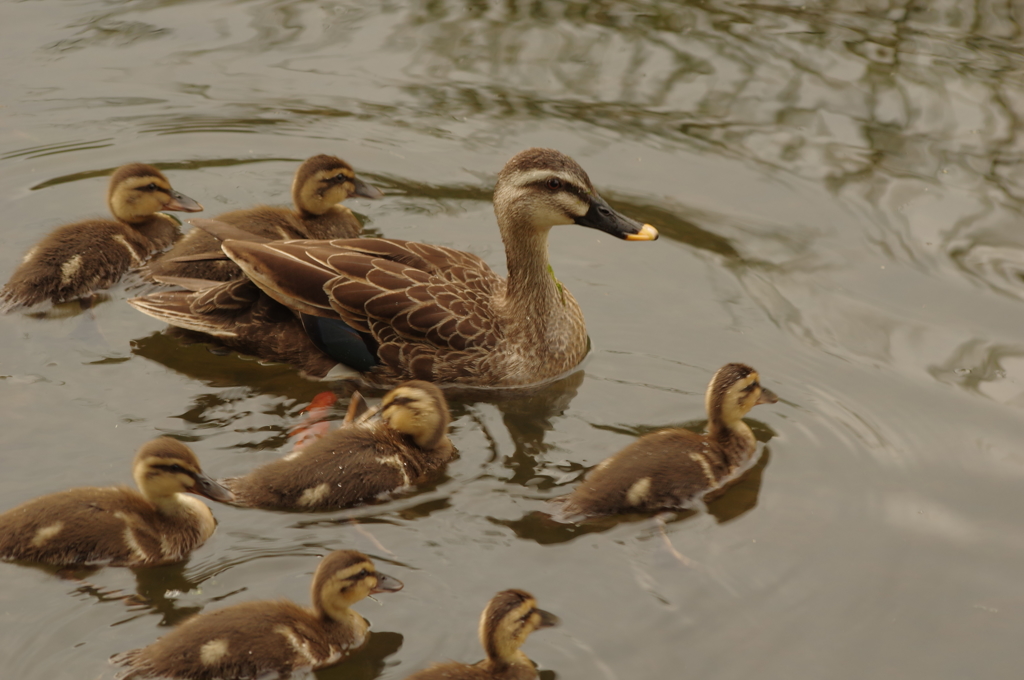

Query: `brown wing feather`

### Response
(226, 238, 504, 360)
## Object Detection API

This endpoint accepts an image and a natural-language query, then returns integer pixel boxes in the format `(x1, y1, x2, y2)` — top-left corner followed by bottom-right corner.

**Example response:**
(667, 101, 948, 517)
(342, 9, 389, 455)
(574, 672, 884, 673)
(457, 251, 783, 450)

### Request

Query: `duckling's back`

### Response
(0, 486, 195, 566)
(562, 429, 734, 517)
(226, 424, 452, 511)
(1, 218, 165, 310)
(114, 600, 360, 680)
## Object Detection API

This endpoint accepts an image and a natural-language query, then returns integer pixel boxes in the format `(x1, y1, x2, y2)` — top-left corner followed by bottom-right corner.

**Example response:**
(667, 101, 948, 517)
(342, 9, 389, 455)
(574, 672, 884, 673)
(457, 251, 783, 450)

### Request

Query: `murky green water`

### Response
(3, 1, 1024, 678)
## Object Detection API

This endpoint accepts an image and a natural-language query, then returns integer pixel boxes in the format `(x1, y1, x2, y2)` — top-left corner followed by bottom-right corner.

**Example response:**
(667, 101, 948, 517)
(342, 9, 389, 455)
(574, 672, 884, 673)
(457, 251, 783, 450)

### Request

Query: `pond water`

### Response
(2, 1, 1024, 679)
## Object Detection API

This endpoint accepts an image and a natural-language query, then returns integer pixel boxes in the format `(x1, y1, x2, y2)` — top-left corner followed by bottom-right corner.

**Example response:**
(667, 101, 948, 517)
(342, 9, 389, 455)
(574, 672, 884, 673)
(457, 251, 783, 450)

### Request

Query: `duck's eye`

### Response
(546, 177, 562, 190)
(146, 183, 158, 190)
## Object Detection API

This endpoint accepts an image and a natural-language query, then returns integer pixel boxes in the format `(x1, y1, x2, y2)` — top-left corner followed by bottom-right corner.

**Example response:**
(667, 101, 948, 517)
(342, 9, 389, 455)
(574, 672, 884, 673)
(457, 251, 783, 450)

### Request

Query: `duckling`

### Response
(113, 549, 403, 680)
(402, 589, 558, 680)
(225, 381, 454, 511)
(558, 363, 779, 518)
(150, 154, 382, 282)
(130, 148, 657, 387)
(0, 438, 232, 567)
(0, 163, 202, 311)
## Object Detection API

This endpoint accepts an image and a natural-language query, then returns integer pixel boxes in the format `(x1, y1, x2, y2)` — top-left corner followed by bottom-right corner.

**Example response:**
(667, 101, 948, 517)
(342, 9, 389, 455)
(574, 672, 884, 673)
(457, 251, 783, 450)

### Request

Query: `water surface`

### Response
(2, 2, 1024, 679)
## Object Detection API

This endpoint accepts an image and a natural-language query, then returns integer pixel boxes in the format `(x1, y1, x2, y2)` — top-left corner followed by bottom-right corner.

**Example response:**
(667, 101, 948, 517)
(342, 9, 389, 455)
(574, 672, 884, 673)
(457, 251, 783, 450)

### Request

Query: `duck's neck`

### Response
(129, 214, 181, 252)
(321, 603, 369, 635)
(482, 650, 532, 675)
(502, 227, 565, 319)
(707, 417, 757, 468)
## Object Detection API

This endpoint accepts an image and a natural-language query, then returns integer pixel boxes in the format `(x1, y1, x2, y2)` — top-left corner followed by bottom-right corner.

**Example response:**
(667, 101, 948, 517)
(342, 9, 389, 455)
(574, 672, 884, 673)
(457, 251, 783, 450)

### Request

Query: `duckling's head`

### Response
(493, 148, 657, 241)
(311, 550, 403, 621)
(479, 589, 559, 667)
(704, 363, 779, 426)
(291, 154, 383, 216)
(379, 380, 451, 451)
(132, 438, 234, 506)
(107, 164, 203, 225)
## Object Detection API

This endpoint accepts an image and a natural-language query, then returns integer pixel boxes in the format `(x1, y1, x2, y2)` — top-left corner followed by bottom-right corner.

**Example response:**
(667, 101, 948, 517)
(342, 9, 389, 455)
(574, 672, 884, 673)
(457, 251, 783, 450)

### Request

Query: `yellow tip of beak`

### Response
(625, 223, 659, 241)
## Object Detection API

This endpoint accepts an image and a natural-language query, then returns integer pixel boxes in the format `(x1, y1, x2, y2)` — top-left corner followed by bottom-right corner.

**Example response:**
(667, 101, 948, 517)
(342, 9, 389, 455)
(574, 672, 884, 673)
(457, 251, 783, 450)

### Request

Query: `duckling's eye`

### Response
(146, 183, 158, 191)
(546, 177, 562, 190)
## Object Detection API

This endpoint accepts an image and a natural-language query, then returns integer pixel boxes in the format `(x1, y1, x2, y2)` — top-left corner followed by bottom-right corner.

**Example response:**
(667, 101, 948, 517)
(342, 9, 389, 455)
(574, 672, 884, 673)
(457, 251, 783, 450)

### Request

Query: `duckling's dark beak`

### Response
(371, 572, 404, 594)
(351, 177, 384, 200)
(192, 473, 235, 503)
(574, 195, 658, 241)
(536, 608, 560, 628)
(164, 190, 204, 213)
(757, 387, 779, 405)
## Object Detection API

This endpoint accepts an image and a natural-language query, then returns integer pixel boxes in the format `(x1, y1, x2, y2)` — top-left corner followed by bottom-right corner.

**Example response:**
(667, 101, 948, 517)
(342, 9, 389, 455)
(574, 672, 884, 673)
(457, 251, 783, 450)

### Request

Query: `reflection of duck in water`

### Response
(113, 550, 403, 679)
(558, 363, 778, 518)
(401, 589, 557, 680)
(1, 164, 202, 311)
(225, 381, 454, 511)
(130, 148, 657, 386)
(0, 438, 231, 567)
(149, 154, 382, 282)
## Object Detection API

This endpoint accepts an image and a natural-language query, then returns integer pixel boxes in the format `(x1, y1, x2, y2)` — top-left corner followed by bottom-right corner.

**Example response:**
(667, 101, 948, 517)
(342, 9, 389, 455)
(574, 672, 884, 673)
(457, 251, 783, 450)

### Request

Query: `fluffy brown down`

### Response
(113, 600, 360, 680)
(225, 422, 455, 511)
(0, 487, 206, 567)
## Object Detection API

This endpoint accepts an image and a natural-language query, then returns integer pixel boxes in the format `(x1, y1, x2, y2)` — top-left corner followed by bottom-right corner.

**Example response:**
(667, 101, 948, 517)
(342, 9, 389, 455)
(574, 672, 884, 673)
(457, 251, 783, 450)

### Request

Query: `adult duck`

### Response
(130, 148, 657, 386)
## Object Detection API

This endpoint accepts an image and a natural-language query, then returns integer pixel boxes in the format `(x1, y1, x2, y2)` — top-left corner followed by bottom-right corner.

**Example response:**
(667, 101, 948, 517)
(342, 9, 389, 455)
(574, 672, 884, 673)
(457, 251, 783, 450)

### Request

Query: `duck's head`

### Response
(292, 154, 383, 217)
(107, 163, 203, 225)
(132, 438, 234, 506)
(704, 363, 778, 427)
(479, 589, 559, 667)
(311, 550, 403, 621)
(379, 380, 452, 451)
(493, 148, 658, 241)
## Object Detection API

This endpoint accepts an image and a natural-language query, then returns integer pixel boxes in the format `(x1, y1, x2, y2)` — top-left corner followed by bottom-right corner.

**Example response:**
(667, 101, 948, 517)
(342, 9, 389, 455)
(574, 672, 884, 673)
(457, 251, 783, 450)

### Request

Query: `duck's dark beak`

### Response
(164, 190, 204, 213)
(757, 387, 779, 405)
(574, 194, 657, 241)
(371, 572, 404, 593)
(536, 608, 560, 628)
(192, 473, 235, 503)
(351, 177, 384, 200)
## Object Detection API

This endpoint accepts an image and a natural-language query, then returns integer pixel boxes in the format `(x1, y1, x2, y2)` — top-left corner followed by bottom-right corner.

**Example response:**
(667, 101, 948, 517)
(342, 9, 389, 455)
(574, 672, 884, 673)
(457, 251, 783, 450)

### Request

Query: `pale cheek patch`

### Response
(30, 521, 64, 548)
(200, 639, 229, 665)
(625, 477, 651, 506)
(60, 255, 83, 286)
(299, 483, 330, 507)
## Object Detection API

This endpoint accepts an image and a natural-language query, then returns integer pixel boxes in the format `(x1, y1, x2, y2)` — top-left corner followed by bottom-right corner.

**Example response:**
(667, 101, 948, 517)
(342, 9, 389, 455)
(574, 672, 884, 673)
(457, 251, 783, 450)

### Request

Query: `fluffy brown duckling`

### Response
(403, 589, 558, 680)
(150, 154, 382, 281)
(112, 549, 402, 680)
(0, 163, 202, 311)
(225, 381, 454, 511)
(0, 438, 232, 567)
(558, 363, 779, 518)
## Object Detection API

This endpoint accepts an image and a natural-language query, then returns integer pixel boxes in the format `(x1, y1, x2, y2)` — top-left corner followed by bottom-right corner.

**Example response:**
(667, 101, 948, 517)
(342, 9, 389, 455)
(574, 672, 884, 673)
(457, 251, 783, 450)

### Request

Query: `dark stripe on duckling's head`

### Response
(380, 380, 451, 451)
(108, 163, 202, 224)
(293, 155, 382, 216)
(132, 438, 233, 504)
(478, 589, 558, 665)
(705, 363, 777, 425)
(311, 550, 403, 621)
